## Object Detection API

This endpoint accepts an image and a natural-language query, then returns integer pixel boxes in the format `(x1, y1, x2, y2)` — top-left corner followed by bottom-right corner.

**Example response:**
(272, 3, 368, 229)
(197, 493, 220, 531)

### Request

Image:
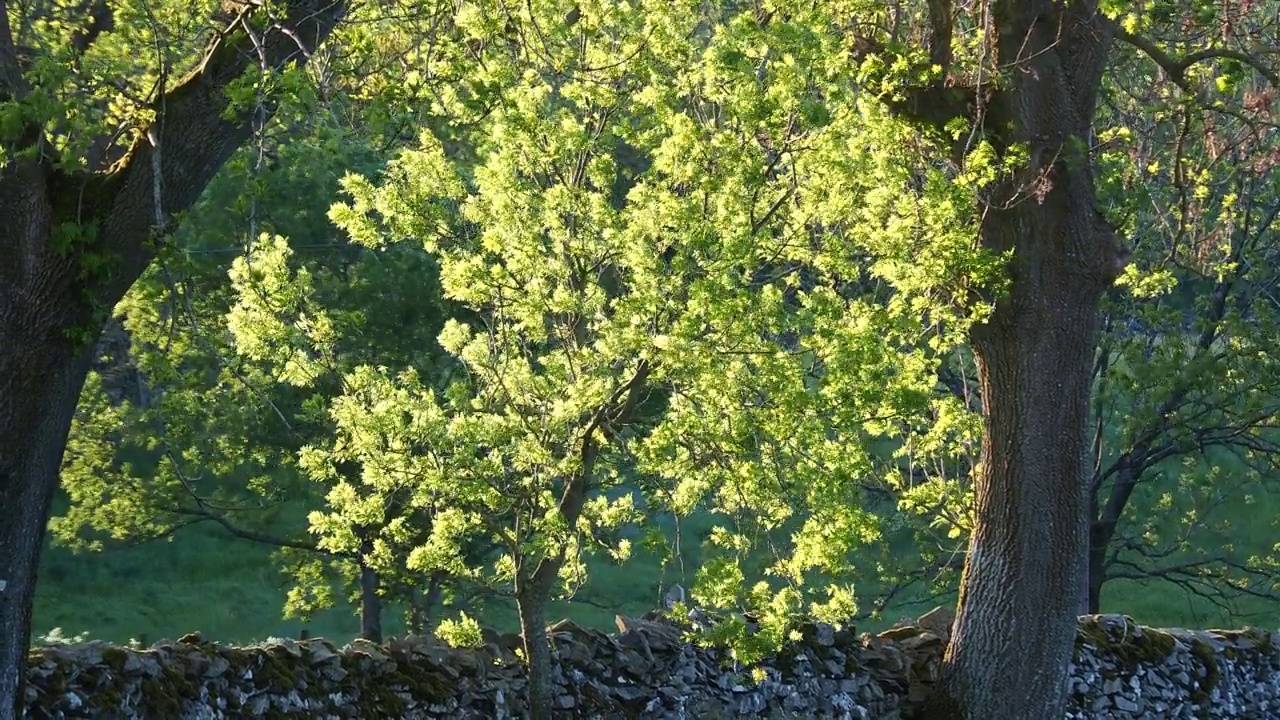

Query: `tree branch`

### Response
(531, 359, 653, 589)
(167, 503, 325, 554)
(67, 0, 349, 306)
(68, 0, 113, 57)
(1112, 22, 1280, 92)
(849, 35, 975, 131)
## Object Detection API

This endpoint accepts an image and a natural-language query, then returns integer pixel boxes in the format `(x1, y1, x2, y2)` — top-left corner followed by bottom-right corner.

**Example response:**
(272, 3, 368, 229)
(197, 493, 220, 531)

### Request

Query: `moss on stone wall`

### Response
(22, 612, 1280, 719)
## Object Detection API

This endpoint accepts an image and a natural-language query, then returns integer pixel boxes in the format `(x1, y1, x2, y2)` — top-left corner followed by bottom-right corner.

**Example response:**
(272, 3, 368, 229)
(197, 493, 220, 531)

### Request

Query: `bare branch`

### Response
(168, 504, 324, 554)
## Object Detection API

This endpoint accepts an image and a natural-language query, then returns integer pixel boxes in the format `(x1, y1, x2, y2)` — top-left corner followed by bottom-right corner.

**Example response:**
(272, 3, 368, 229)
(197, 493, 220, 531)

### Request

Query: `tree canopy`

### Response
(5, 1, 1280, 719)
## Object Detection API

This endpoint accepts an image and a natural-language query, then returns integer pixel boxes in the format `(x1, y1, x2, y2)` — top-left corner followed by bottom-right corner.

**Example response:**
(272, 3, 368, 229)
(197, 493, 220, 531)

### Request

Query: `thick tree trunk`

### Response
(0, 95, 104, 720)
(0, 344, 95, 720)
(921, 4, 1122, 718)
(934, 281, 1104, 718)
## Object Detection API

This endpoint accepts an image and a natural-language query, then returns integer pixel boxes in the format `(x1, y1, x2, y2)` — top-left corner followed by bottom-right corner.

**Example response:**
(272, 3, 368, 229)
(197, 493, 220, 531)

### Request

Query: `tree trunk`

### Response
(1079, 485, 1105, 614)
(1086, 529, 1106, 614)
(922, 4, 1122, 718)
(516, 582, 555, 720)
(0, 344, 96, 720)
(507, 362, 647, 719)
(1087, 455, 1151, 615)
(358, 539, 382, 643)
(934, 290, 1103, 718)
(408, 572, 445, 635)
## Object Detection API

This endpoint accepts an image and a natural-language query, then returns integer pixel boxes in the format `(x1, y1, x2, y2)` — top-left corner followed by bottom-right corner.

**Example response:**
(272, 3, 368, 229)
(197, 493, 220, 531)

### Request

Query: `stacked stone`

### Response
(21, 611, 1280, 719)
(1068, 615, 1280, 719)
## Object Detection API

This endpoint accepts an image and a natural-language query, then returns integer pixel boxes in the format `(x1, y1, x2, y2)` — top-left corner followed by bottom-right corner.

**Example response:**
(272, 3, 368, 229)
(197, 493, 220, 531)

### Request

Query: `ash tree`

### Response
(318, 2, 976, 716)
(222, 233, 451, 642)
(318, 68, 659, 720)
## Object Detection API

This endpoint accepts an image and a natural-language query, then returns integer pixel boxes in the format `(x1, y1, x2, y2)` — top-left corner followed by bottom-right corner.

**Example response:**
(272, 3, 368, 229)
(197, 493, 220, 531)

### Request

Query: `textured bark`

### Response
(920, 3, 1124, 718)
(516, 581, 554, 720)
(0, 3, 348, 717)
(0, 346, 95, 720)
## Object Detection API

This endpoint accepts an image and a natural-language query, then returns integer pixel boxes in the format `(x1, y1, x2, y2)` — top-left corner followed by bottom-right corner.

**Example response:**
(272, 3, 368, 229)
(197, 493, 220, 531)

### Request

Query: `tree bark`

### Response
(0, 3, 348, 717)
(0, 346, 96, 720)
(921, 3, 1123, 718)
(516, 579, 555, 720)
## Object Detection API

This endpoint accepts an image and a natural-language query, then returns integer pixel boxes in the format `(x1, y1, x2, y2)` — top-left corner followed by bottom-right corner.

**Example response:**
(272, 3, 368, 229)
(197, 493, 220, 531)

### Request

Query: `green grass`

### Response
(32, 509, 720, 646)
(34, 523, 364, 645)
(34, 451, 1280, 646)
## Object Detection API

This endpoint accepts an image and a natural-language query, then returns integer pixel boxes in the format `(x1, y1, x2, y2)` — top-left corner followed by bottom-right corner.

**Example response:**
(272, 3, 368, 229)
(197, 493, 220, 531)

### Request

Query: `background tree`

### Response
(50, 1, 465, 644)
(1081, 4, 1280, 617)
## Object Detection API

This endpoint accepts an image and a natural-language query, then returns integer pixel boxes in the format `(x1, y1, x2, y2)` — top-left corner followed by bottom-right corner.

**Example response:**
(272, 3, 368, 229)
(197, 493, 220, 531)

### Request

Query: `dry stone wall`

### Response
(21, 611, 1280, 719)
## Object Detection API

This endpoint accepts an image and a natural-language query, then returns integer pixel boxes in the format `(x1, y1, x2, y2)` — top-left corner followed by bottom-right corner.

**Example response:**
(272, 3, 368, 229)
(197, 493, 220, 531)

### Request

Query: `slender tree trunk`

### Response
(516, 581, 555, 720)
(508, 363, 647, 719)
(922, 4, 1122, 718)
(1086, 536, 1106, 614)
(408, 572, 444, 635)
(359, 561, 382, 643)
(1080, 490, 1104, 614)
(1087, 459, 1147, 614)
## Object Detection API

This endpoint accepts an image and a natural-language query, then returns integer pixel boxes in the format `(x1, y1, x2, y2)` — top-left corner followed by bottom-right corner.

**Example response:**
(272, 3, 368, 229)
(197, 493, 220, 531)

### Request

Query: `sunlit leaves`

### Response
(318, 0, 987, 653)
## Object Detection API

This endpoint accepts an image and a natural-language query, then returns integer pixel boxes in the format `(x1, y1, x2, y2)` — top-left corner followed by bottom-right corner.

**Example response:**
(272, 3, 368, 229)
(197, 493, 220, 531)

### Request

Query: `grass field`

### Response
(33, 465, 1280, 648)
